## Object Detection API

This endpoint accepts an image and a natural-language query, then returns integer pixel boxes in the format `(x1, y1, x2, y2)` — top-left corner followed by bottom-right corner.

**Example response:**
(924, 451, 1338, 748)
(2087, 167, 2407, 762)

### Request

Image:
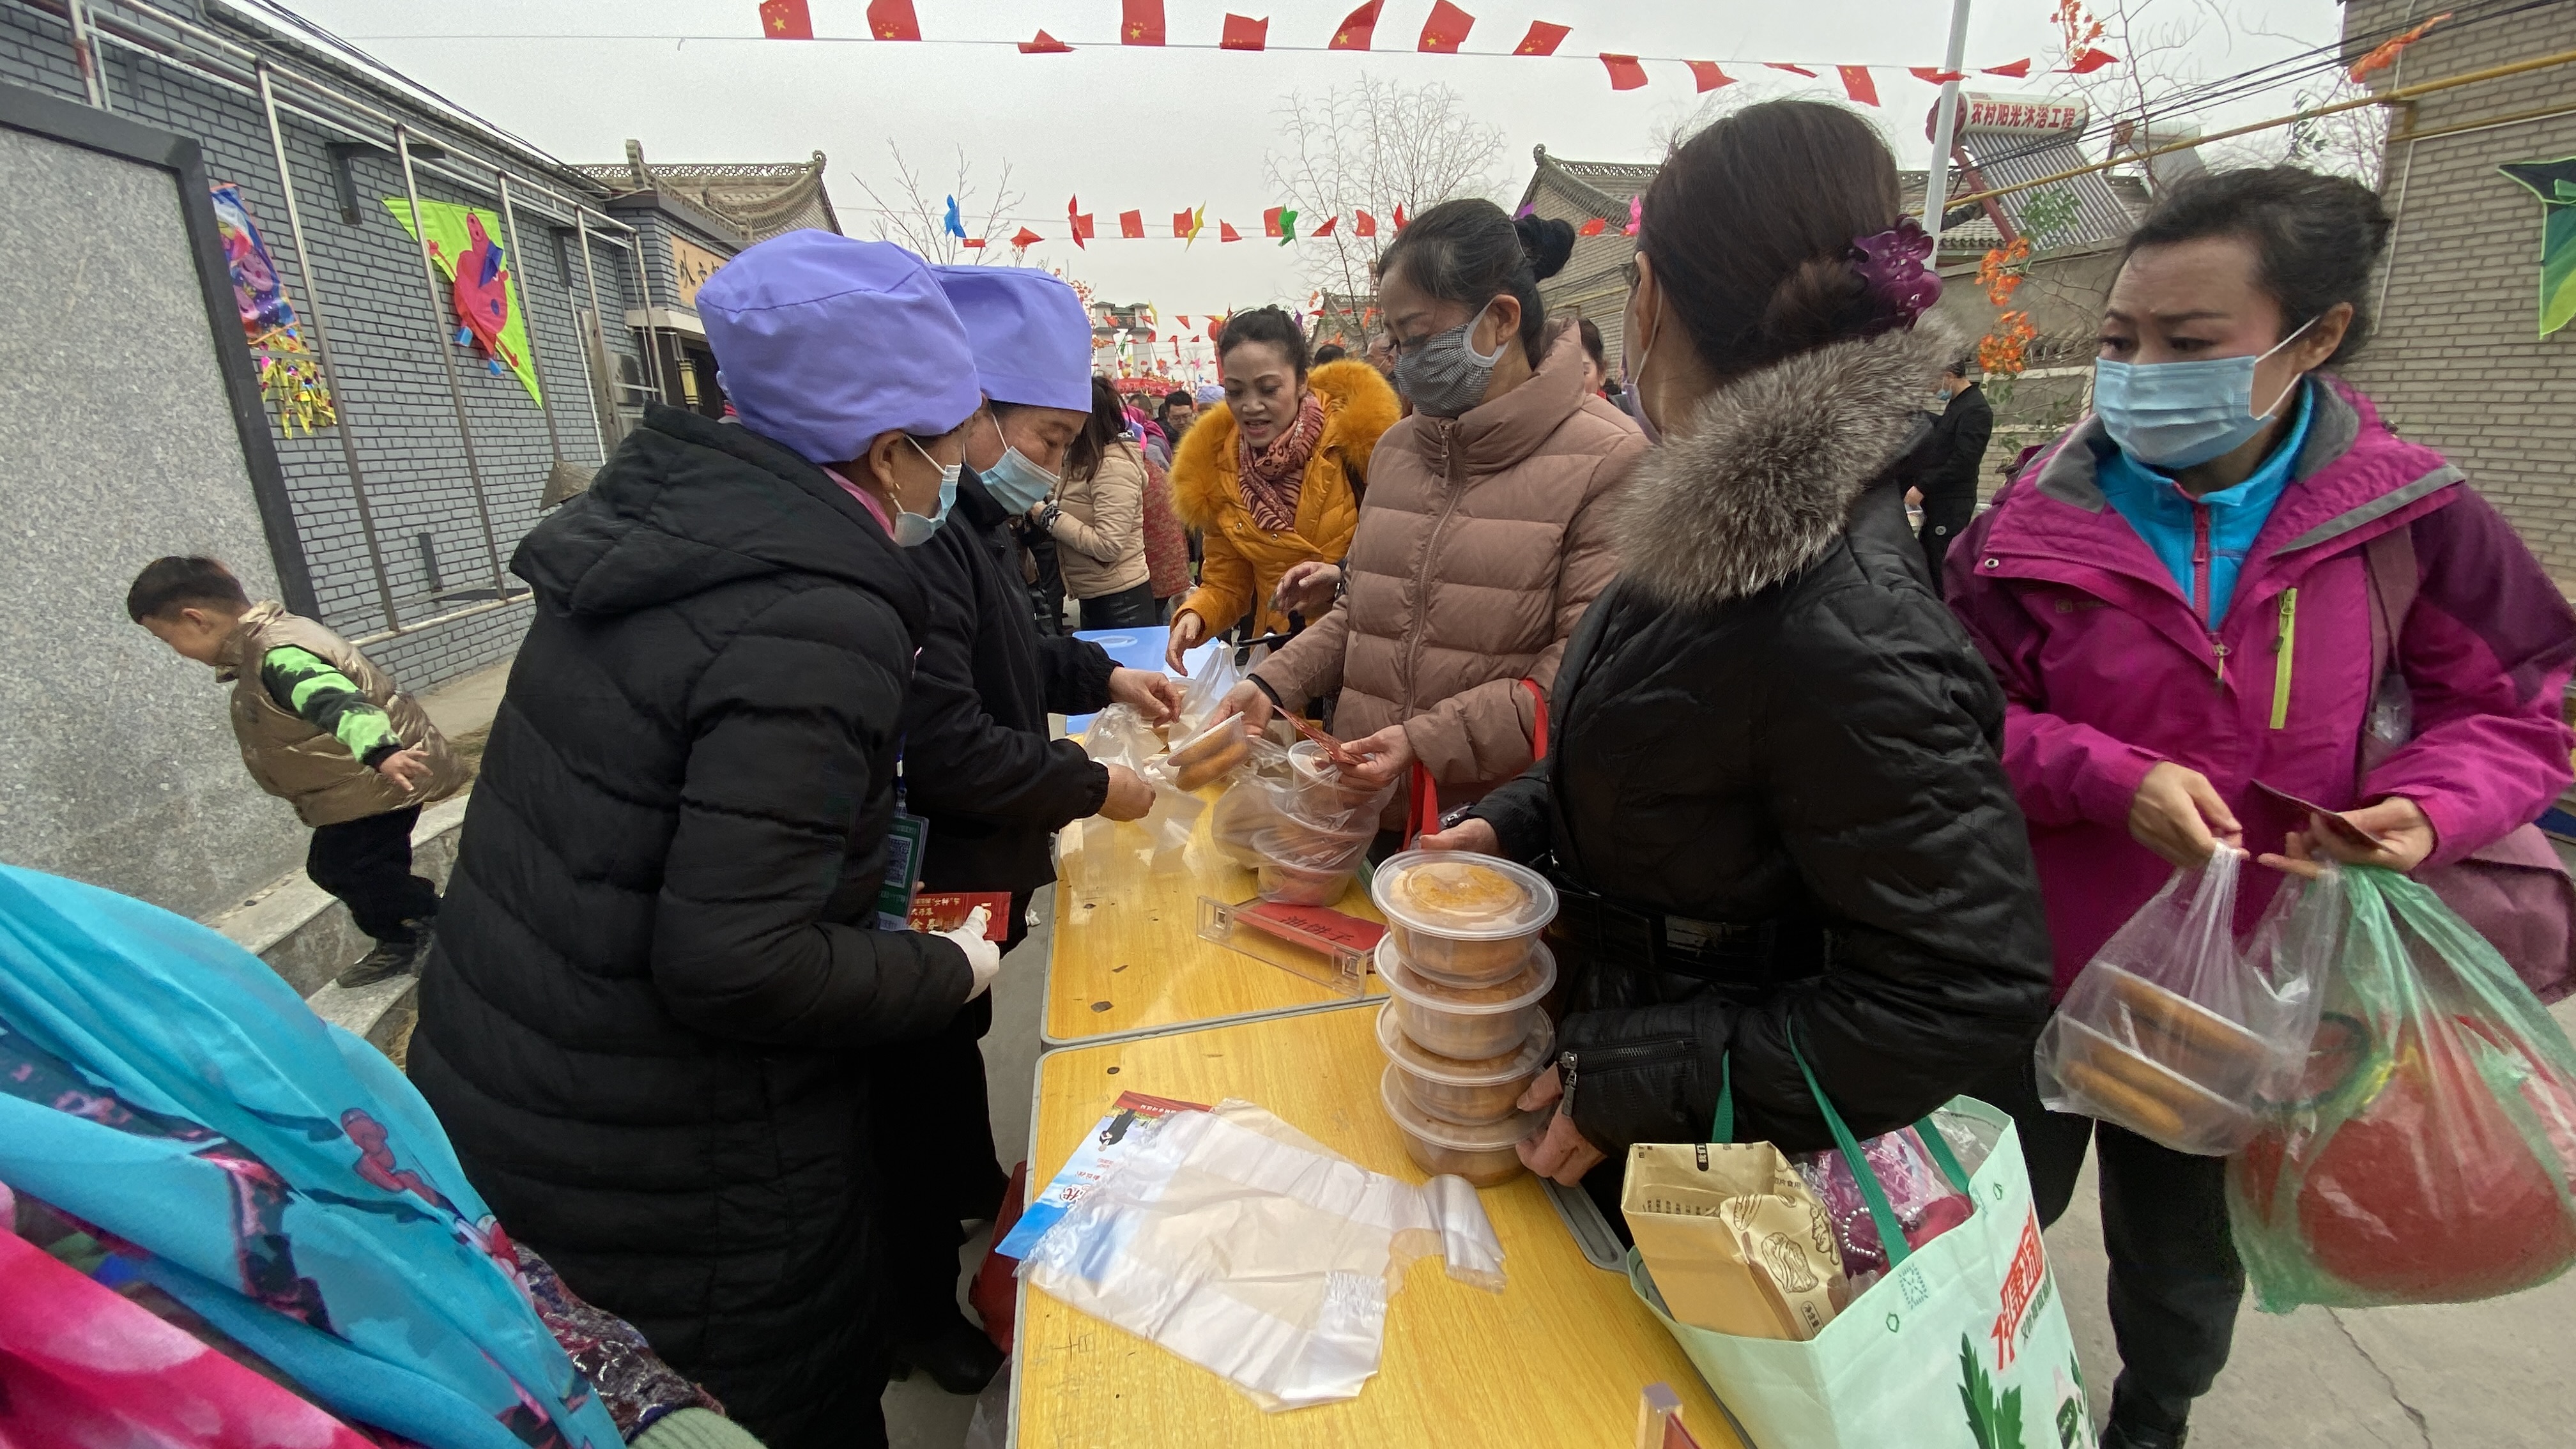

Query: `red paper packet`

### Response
(910, 891, 1013, 941)
(1236, 900, 1387, 952)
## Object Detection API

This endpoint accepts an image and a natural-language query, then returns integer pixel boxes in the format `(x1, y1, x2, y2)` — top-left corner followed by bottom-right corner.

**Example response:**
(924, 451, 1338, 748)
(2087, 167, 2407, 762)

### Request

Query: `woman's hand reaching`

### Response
(2128, 762, 2244, 868)
(2260, 796, 2437, 878)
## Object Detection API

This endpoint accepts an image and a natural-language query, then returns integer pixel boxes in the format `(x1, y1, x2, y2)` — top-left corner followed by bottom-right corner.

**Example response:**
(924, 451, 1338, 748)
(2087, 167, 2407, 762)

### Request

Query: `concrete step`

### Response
(201, 792, 470, 1052)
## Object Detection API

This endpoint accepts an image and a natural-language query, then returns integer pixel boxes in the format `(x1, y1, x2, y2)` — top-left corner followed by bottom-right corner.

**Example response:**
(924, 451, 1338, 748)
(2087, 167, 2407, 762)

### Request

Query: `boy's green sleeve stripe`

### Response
(260, 646, 402, 762)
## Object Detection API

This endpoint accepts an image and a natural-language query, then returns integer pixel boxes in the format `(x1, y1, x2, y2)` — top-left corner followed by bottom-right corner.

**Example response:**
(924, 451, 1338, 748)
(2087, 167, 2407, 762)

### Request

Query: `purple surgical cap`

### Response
(699, 230, 980, 466)
(1195, 383, 1224, 405)
(930, 265, 1094, 412)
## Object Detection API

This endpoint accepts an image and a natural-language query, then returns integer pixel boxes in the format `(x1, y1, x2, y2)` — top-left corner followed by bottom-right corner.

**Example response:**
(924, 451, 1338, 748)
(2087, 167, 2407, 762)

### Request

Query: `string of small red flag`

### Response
(953, 194, 1646, 256)
(750, 0, 2113, 96)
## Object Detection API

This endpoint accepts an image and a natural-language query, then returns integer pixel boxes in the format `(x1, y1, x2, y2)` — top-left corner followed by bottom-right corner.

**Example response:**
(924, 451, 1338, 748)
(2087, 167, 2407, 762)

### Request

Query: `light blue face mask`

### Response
(2092, 318, 2313, 471)
(894, 436, 961, 548)
(981, 445, 1058, 512)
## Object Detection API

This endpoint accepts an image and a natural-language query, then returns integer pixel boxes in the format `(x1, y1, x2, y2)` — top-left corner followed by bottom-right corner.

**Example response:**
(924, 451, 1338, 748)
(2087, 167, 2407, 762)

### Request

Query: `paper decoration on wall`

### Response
(211, 182, 335, 436)
(384, 198, 542, 407)
(2500, 157, 2576, 337)
(759, 0, 811, 40)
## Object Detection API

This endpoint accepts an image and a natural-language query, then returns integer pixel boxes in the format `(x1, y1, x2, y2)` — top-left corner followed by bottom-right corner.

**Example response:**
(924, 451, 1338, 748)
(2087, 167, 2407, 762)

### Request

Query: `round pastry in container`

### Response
(1376, 938, 1556, 1062)
(1168, 716, 1253, 790)
(1372, 851, 1558, 986)
(1379, 1065, 1542, 1187)
(1377, 1004, 1555, 1126)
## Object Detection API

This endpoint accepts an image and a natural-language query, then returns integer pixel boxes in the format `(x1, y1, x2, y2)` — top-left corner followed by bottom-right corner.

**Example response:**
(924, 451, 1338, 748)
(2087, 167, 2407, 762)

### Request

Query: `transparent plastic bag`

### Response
(2035, 847, 2321, 1154)
(1210, 741, 1296, 868)
(2228, 864, 2576, 1310)
(1248, 808, 1376, 906)
(1284, 740, 1397, 832)
(1790, 1123, 1976, 1296)
(1016, 1099, 1505, 1411)
(1079, 703, 1206, 870)
(1174, 640, 1261, 740)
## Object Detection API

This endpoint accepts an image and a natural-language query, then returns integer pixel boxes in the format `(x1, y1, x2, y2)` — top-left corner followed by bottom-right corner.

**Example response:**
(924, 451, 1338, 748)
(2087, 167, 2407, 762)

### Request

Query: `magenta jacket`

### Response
(1948, 378, 2576, 993)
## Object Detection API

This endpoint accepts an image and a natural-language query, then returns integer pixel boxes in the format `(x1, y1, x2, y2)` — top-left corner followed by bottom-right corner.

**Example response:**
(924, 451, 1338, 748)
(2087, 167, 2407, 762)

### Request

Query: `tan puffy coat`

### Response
(1253, 326, 1643, 822)
(217, 601, 466, 826)
(1050, 436, 1152, 599)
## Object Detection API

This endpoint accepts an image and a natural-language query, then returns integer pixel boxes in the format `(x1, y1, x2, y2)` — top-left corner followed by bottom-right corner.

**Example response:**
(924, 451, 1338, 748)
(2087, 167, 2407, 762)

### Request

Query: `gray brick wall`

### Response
(2343, 0, 2576, 588)
(4, 4, 653, 690)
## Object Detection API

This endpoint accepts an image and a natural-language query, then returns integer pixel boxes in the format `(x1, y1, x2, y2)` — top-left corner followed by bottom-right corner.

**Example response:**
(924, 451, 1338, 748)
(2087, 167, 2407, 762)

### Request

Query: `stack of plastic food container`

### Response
(1368, 850, 1561, 1186)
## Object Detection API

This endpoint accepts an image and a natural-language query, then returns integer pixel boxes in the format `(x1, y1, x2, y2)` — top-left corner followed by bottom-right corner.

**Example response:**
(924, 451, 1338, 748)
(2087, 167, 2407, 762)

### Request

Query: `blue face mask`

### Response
(894, 437, 960, 548)
(981, 445, 1058, 512)
(2092, 319, 2313, 471)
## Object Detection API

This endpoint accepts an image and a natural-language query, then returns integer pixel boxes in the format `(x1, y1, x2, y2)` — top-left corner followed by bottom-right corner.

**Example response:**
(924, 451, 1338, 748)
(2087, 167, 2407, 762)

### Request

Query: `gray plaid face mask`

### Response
(1392, 306, 1505, 417)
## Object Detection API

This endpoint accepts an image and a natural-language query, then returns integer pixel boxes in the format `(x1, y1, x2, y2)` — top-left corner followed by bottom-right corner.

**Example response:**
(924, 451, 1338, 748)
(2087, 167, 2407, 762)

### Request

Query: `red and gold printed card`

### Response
(910, 891, 1013, 940)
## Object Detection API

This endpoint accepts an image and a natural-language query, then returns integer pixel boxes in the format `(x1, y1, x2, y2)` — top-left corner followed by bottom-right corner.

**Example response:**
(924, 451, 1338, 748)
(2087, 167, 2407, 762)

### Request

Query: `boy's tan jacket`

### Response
(216, 601, 466, 826)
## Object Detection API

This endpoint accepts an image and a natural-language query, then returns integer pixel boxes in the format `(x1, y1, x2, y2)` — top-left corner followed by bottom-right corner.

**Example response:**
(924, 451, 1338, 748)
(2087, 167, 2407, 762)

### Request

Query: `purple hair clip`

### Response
(1849, 216, 1942, 333)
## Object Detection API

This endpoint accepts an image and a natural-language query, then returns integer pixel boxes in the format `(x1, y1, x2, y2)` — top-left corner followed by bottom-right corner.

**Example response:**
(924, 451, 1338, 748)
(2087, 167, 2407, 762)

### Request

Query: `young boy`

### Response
(127, 556, 464, 987)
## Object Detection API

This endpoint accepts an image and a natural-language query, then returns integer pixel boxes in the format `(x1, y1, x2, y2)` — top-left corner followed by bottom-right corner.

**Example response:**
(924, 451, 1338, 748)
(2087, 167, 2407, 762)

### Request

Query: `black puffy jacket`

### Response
(411, 405, 972, 1445)
(902, 469, 1116, 897)
(1469, 325, 2052, 1158)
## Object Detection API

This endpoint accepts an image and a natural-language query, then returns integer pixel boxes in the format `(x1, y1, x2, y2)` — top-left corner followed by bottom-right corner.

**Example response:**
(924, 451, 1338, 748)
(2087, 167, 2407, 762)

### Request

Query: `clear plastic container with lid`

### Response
(1378, 1064, 1542, 1187)
(1372, 850, 1560, 987)
(1377, 937, 1556, 1062)
(1376, 1003, 1555, 1126)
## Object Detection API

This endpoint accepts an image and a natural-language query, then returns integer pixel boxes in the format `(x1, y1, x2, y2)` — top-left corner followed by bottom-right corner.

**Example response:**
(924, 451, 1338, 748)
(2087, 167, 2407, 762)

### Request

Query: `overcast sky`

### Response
(274, 0, 2345, 322)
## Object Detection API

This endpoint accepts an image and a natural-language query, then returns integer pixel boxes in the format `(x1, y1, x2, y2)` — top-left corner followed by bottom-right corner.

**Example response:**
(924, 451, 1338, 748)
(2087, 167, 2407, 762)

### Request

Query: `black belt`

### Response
(1544, 866, 1820, 990)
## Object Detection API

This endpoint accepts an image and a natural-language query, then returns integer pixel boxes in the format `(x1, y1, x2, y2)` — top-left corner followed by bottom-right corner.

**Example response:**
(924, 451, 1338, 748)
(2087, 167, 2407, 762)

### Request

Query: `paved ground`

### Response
(417, 657, 512, 741)
(884, 883, 2576, 1448)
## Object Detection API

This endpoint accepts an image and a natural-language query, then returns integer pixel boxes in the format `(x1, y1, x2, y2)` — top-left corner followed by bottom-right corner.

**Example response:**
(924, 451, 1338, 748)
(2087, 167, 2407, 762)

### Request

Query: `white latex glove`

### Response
(941, 906, 1002, 999)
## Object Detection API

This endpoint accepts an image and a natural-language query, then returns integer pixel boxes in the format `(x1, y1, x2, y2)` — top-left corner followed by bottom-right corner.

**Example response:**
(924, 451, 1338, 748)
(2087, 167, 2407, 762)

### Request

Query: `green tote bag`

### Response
(1627, 1034, 2097, 1449)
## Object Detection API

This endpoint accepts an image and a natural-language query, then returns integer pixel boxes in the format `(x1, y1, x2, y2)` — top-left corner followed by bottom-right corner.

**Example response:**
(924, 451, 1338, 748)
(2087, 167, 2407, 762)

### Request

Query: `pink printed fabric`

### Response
(0, 1218, 378, 1449)
(1947, 379, 2576, 992)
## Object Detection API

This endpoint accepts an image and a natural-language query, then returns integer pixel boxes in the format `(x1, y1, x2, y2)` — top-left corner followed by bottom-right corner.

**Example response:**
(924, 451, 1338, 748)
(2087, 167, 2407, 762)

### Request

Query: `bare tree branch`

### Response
(850, 141, 1027, 266)
(1264, 73, 1505, 338)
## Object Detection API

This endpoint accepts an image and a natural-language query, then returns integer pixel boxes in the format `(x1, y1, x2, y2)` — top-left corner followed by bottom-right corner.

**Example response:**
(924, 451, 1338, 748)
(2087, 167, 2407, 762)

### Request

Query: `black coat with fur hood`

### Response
(1469, 324, 2052, 1158)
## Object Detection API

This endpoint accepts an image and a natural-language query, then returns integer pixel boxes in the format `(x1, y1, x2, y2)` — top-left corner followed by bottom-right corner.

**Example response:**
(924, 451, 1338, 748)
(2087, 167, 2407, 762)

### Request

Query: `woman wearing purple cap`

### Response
(414, 230, 995, 1449)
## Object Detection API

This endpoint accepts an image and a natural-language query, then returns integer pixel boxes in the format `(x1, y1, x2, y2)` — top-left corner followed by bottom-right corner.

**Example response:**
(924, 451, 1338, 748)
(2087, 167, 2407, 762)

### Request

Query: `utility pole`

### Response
(1922, 0, 1975, 252)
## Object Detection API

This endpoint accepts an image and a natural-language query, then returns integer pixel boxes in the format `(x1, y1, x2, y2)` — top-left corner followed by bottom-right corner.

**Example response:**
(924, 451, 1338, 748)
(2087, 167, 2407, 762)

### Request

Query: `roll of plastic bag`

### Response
(1018, 1099, 1505, 1411)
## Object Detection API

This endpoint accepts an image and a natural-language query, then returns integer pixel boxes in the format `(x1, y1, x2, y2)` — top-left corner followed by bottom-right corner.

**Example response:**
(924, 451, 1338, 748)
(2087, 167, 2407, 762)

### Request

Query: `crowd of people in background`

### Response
(50, 89, 2572, 1449)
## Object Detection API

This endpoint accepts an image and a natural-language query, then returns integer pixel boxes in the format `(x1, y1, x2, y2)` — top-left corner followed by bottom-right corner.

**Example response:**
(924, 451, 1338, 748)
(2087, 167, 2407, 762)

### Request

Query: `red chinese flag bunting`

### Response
(1514, 21, 1570, 56)
(1910, 66, 1966, 83)
(758, 0, 812, 40)
(1010, 227, 1042, 248)
(1171, 210, 1194, 237)
(1354, 209, 1377, 237)
(1220, 13, 1266, 50)
(1685, 60, 1733, 91)
(962, 237, 985, 248)
(2065, 48, 2119, 74)
(1599, 54, 1648, 91)
(1068, 197, 1094, 249)
(1119, 210, 1145, 239)
(1219, 221, 1243, 243)
(1019, 29, 1072, 52)
(1393, 203, 1407, 229)
(1330, 1, 1381, 50)
(1577, 217, 1607, 236)
(1767, 63, 1817, 77)
(1121, 0, 1165, 45)
(1984, 58, 2032, 77)
(865, 0, 919, 42)
(1837, 65, 1880, 105)
(1310, 215, 1338, 238)
(1262, 206, 1286, 238)
(1418, 1, 1473, 53)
